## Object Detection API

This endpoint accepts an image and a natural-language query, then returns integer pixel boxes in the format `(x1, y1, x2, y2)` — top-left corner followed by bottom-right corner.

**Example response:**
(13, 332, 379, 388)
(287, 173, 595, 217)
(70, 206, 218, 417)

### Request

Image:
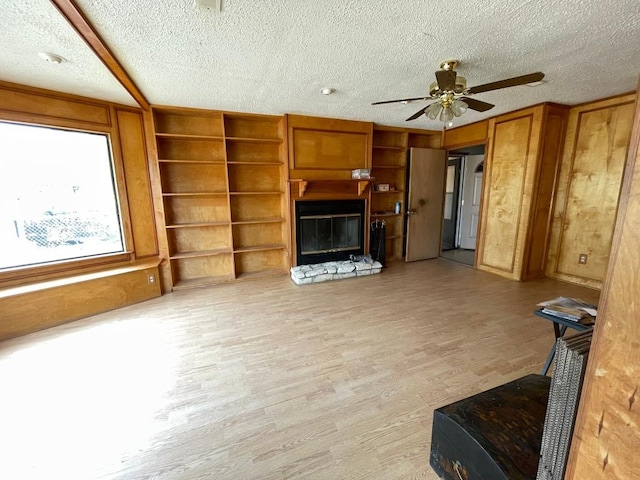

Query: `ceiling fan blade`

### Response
(372, 96, 428, 105)
(467, 72, 545, 95)
(460, 97, 494, 112)
(435, 70, 457, 91)
(405, 106, 429, 121)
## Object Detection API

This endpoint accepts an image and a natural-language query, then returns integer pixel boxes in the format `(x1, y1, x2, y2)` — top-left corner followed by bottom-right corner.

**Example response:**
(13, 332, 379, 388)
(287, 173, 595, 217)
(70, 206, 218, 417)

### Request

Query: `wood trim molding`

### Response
(49, 0, 150, 110)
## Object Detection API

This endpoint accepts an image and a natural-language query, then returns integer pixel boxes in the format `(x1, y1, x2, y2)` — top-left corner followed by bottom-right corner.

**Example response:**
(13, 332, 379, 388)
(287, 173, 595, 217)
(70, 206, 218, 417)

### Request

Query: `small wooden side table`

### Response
(534, 309, 593, 376)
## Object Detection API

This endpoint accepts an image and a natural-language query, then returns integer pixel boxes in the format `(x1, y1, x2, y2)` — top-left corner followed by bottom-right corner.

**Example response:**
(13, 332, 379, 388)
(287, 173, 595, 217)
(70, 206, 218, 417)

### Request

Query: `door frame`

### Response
(442, 156, 463, 251)
(443, 143, 487, 263)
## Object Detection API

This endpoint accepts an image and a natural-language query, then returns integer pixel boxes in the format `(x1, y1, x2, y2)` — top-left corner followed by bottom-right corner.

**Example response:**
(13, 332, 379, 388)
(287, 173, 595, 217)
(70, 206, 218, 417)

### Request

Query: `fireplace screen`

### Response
(295, 199, 365, 265)
(300, 213, 361, 255)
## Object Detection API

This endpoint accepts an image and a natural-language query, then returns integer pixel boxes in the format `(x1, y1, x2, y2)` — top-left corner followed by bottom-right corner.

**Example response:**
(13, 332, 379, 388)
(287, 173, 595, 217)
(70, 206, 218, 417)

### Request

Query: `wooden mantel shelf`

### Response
(289, 179, 370, 197)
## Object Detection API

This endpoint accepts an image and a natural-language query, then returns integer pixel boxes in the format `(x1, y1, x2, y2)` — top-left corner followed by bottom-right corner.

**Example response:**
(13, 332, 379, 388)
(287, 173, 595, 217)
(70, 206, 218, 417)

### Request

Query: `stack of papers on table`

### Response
(537, 297, 597, 323)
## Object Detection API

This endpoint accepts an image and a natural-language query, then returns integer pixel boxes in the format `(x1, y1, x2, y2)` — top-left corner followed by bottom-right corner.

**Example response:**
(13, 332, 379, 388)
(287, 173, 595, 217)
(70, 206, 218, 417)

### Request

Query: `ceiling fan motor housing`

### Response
(429, 76, 467, 96)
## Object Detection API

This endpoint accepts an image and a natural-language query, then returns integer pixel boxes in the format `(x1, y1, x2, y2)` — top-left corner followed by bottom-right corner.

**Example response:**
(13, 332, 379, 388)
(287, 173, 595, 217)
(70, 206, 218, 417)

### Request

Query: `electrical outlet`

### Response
(578, 254, 588, 264)
(148, 274, 156, 284)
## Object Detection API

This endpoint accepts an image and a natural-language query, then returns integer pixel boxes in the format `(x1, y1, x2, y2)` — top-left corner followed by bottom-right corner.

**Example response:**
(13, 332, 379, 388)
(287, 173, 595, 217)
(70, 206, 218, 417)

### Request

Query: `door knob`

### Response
(406, 209, 417, 215)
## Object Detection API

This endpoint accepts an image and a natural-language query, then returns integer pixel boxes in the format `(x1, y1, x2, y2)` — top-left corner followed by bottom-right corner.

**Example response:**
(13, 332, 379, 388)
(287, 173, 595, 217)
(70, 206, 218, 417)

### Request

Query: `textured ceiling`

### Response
(0, 0, 136, 106)
(2, 1, 640, 128)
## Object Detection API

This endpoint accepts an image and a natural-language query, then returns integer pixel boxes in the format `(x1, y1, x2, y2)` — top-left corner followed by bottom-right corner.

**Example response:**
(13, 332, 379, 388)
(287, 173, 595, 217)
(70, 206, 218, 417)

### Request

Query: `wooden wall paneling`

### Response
(104, 107, 136, 259)
(0, 262, 161, 341)
(165, 195, 231, 225)
(159, 164, 228, 193)
(407, 129, 442, 149)
(115, 108, 158, 258)
(224, 113, 282, 139)
(291, 130, 369, 169)
(230, 194, 282, 222)
(546, 94, 635, 289)
(565, 83, 640, 480)
(287, 114, 373, 180)
(228, 164, 281, 192)
(0, 80, 112, 128)
(522, 105, 570, 280)
(476, 107, 542, 280)
(234, 249, 286, 278)
(168, 225, 231, 254)
(232, 223, 284, 250)
(153, 109, 223, 136)
(156, 138, 225, 162)
(443, 120, 489, 149)
(171, 255, 234, 289)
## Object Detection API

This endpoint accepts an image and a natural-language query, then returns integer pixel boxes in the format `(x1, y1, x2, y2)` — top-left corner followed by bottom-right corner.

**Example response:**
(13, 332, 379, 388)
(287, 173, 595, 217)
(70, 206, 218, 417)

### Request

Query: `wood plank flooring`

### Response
(0, 259, 600, 480)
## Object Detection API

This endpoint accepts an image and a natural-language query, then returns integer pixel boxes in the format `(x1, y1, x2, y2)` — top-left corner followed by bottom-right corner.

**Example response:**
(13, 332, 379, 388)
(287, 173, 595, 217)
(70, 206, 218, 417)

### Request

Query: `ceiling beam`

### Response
(49, 0, 150, 110)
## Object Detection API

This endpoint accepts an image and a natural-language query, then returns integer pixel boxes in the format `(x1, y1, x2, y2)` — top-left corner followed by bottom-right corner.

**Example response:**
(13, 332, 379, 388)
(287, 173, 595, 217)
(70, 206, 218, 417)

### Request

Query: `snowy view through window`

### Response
(0, 122, 124, 270)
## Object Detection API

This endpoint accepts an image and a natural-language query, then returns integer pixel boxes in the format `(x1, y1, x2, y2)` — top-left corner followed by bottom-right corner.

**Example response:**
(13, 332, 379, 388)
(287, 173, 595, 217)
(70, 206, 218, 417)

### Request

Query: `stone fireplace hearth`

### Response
(290, 258, 382, 285)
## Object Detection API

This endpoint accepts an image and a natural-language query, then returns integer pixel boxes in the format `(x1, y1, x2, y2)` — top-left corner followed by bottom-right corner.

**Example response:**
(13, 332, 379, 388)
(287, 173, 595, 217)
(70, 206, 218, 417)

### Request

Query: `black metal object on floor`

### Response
(370, 220, 386, 267)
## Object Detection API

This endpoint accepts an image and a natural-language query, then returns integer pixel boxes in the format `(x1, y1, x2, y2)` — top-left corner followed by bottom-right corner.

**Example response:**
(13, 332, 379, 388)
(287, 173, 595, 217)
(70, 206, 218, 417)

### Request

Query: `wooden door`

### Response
(459, 155, 484, 250)
(405, 148, 447, 262)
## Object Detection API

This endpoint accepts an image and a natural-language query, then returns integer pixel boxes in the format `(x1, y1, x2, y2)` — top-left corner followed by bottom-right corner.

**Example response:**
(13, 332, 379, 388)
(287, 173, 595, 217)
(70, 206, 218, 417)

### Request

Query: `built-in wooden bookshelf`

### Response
(370, 126, 440, 260)
(152, 107, 289, 290)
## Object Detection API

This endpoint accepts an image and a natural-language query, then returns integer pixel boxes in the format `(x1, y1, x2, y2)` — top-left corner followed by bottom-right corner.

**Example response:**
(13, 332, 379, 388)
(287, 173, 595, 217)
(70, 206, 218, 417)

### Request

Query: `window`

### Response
(0, 122, 125, 271)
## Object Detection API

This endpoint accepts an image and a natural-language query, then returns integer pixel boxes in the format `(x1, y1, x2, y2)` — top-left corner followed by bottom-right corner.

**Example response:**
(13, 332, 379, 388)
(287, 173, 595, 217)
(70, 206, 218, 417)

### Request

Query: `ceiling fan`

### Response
(372, 60, 544, 124)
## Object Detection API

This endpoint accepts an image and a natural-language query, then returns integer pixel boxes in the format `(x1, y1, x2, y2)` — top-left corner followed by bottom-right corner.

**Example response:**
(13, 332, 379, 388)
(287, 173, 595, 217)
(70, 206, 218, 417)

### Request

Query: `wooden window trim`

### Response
(0, 252, 134, 288)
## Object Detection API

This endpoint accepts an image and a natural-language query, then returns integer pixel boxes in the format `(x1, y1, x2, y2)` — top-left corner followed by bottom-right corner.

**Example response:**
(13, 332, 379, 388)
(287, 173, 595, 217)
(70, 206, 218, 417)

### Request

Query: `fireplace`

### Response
(295, 199, 366, 265)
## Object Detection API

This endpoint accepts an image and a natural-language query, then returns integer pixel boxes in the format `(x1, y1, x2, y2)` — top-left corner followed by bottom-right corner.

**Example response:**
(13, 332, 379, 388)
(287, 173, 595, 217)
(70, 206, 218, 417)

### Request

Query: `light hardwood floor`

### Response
(0, 259, 600, 480)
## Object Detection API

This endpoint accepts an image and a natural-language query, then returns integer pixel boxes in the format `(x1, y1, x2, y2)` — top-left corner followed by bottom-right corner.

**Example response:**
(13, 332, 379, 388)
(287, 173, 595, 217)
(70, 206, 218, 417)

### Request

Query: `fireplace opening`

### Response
(295, 200, 365, 265)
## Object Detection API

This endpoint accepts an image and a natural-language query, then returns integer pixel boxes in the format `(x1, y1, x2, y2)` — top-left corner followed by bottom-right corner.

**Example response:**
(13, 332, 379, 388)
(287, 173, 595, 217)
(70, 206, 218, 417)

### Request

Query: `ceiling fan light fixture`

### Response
(425, 102, 442, 120)
(450, 99, 468, 117)
(440, 106, 454, 123)
(372, 60, 540, 127)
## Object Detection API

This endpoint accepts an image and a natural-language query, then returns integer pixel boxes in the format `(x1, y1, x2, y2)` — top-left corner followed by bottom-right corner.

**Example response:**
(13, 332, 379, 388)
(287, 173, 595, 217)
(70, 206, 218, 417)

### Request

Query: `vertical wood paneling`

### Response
(477, 110, 540, 279)
(523, 106, 569, 279)
(566, 86, 640, 480)
(546, 95, 635, 288)
(116, 109, 158, 258)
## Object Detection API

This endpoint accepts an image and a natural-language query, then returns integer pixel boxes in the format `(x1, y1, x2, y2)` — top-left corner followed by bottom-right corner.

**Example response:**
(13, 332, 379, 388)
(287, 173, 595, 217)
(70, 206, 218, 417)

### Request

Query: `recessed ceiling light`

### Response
(320, 87, 335, 95)
(38, 52, 65, 64)
(526, 80, 547, 87)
